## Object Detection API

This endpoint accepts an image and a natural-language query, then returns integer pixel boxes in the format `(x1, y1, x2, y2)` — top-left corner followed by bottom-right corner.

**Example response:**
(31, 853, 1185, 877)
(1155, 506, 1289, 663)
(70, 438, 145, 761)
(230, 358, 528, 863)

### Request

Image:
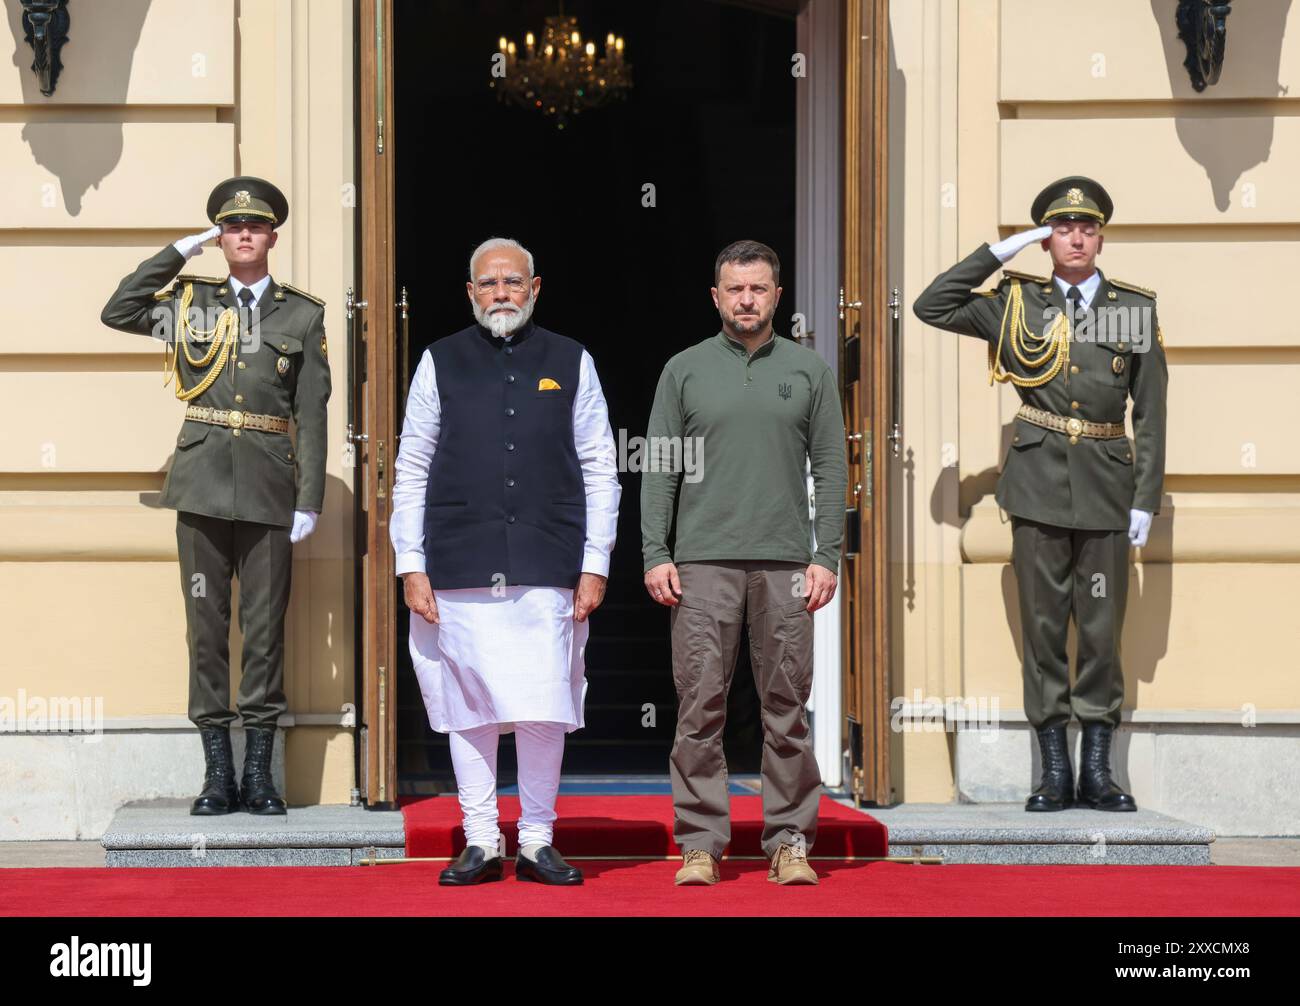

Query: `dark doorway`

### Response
(393, 0, 798, 791)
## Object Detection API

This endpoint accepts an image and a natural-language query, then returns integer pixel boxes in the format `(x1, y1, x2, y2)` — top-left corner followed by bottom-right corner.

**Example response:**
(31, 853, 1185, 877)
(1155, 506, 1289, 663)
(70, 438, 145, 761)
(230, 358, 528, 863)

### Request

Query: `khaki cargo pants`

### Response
(669, 560, 822, 860)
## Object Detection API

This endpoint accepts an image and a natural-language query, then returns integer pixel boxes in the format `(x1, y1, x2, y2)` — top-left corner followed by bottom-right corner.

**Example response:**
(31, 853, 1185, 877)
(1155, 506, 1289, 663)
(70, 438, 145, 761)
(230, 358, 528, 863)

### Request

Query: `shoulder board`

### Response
(975, 288, 1000, 298)
(281, 282, 325, 307)
(1001, 269, 1049, 285)
(1108, 278, 1156, 299)
(176, 273, 225, 285)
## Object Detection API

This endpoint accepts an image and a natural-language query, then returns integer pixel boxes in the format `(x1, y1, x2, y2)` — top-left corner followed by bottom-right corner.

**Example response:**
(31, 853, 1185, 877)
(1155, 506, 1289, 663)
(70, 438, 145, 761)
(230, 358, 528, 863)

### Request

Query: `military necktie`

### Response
(234, 287, 257, 374)
(1066, 285, 1083, 335)
(237, 286, 256, 340)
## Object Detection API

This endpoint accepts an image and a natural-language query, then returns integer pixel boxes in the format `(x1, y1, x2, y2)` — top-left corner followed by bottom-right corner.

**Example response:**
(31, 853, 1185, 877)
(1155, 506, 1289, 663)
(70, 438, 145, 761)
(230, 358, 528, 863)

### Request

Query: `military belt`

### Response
(185, 405, 290, 435)
(1016, 404, 1126, 441)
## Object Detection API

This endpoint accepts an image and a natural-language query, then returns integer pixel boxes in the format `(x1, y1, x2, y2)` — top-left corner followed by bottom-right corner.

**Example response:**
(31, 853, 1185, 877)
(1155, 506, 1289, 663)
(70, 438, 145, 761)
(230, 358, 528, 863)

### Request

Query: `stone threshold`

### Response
(848, 801, 1215, 865)
(102, 800, 405, 868)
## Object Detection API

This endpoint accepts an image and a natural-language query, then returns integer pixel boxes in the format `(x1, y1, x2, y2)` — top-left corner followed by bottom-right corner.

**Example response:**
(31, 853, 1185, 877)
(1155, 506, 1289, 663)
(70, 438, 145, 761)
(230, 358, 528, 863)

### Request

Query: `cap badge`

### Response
(1066, 187, 1084, 206)
(233, 190, 253, 208)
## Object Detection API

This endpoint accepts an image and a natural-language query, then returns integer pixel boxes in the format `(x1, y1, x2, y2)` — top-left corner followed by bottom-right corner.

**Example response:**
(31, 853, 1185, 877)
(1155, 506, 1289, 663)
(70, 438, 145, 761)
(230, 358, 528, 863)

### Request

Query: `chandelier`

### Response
(490, 5, 632, 129)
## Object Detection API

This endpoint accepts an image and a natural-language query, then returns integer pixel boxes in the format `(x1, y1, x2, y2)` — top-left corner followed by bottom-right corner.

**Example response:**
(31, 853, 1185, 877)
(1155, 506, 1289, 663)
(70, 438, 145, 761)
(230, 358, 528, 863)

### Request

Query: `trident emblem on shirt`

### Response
(778, 382, 792, 400)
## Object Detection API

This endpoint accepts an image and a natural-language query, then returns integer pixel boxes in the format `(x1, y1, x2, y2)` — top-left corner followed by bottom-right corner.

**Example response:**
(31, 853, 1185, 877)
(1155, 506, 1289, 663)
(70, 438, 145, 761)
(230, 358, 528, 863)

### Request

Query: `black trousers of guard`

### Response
(175, 511, 292, 729)
(1009, 516, 1130, 730)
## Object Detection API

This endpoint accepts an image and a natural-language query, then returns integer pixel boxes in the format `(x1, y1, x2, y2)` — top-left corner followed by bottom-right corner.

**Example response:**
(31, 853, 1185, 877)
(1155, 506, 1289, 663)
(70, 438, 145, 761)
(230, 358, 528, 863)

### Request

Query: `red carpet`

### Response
(3, 861, 1298, 917)
(398, 794, 888, 859)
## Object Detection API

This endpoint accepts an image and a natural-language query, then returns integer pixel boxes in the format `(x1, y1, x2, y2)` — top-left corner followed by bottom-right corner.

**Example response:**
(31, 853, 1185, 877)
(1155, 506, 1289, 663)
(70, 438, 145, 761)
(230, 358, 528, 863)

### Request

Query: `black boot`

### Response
(240, 726, 287, 815)
(1025, 723, 1074, 812)
(1076, 721, 1137, 811)
(191, 726, 240, 815)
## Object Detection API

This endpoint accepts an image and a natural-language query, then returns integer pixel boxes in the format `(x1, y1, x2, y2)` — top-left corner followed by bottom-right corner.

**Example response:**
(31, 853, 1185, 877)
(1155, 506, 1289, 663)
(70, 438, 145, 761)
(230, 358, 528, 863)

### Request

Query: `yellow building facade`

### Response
(0, 0, 1294, 839)
(1, 0, 357, 836)
(892, 0, 1299, 834)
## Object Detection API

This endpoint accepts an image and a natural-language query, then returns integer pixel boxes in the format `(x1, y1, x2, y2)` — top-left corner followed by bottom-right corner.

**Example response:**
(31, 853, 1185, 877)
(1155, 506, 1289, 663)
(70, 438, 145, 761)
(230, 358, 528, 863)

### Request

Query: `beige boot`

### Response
(674, 848, 721, 885)
(768, 843, 818, 885)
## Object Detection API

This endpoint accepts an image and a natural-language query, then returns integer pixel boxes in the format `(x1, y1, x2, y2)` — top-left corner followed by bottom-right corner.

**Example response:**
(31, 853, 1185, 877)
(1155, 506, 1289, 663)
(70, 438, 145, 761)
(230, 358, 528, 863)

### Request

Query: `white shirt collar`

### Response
(229, 273, 272, 304)
(1054, 270, 1101, 307)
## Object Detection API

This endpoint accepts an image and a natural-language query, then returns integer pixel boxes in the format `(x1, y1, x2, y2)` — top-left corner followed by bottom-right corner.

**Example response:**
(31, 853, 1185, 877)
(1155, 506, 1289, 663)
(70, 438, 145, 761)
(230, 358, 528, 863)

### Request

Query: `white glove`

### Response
(289, 510, 318, 544)
(173, 225, 222, 261)
(1128, 508, 1152, 548)
(990, 225, 1053, 263)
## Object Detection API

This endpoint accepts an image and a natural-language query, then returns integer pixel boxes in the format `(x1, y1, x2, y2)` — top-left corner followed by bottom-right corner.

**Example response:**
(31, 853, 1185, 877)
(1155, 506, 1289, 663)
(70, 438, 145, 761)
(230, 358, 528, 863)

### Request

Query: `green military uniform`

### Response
(100, 177, 331, 736)
(913, 178, 1168, 736)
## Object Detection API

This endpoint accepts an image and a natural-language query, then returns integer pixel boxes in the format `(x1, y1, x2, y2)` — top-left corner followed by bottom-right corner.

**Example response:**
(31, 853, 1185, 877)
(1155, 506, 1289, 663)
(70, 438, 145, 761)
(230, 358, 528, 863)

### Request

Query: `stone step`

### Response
(857, 801, 1216, 865)
(102, 800, 406, 867)
(102, 795, 1216, 867)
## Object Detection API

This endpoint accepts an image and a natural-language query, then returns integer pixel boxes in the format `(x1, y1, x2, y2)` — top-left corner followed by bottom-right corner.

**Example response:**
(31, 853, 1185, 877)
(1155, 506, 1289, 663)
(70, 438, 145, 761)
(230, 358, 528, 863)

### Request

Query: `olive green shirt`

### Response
(641, 331, 848, 573)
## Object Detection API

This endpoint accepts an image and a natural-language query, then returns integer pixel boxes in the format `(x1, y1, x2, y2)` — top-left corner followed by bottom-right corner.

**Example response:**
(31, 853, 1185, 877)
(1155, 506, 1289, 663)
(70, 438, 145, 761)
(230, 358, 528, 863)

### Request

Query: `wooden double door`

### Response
(350, 0, 895, 808)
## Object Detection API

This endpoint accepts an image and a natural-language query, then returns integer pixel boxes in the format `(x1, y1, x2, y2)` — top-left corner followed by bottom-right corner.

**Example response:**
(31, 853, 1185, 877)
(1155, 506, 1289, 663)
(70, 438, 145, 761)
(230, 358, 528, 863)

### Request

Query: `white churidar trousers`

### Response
(449, 720, 567, 851)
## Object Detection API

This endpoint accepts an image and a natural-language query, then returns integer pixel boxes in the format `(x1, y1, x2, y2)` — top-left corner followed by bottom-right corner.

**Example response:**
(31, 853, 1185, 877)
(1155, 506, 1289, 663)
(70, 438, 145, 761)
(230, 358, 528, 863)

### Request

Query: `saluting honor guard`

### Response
(913, 177, 1168, 812)
(391, 237, 621, 886)
(101, 176, 331, 816)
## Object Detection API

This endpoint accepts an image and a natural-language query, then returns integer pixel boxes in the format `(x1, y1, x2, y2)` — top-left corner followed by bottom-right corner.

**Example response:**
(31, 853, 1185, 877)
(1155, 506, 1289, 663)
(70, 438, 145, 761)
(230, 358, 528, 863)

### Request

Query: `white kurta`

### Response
(389, 335, 621, 734)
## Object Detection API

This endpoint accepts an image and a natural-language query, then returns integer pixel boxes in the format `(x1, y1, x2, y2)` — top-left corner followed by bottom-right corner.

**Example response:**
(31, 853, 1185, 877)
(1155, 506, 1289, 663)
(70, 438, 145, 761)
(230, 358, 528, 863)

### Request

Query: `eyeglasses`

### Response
(475, 277, 529, 294)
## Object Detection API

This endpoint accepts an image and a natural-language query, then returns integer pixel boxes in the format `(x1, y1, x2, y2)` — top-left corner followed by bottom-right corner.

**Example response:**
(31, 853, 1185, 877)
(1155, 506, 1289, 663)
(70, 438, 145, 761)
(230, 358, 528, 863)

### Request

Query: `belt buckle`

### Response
(1066, 417, 1083, 438)
(227, 409, 245, 430)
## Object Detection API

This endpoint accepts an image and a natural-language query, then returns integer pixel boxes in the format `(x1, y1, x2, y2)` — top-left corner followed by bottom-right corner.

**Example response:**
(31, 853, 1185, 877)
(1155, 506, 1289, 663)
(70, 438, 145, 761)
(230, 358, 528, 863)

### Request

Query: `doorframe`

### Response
(350, 0, 889, 801)
(840, 0, 893, 806)
(796, 0, 845, 789)
(355, 0, 399, 808)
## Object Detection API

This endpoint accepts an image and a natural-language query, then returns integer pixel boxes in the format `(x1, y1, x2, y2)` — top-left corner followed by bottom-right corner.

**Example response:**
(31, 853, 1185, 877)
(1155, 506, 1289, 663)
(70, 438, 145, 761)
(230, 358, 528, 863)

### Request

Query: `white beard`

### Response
(473, 293, 535, 338)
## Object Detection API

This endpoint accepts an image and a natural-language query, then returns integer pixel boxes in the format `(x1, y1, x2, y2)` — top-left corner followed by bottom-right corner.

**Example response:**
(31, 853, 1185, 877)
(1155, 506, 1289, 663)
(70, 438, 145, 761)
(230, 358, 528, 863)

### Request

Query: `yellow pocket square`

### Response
(537, 378, 562, 391)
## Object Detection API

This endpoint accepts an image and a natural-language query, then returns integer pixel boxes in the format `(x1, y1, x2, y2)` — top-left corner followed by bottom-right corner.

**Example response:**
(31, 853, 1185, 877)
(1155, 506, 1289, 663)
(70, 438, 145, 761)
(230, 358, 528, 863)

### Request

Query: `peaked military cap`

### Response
(1030, 176, 1113, 227)
(206, 176, 289, 229)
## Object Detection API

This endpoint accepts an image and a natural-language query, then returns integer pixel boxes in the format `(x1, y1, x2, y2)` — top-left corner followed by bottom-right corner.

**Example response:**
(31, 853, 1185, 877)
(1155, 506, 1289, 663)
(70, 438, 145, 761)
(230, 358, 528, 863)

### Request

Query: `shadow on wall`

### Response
(932, 417, 1174, 698)
(127, 467, 355, 800)
(7, 0, 152, 215)
(1151, 0, 1292, 211)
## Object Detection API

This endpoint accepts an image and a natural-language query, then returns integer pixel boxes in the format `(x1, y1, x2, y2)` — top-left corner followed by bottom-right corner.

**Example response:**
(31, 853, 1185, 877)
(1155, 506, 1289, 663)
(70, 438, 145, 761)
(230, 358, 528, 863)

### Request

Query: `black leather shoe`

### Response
(239, 726, 287, 815)
(439, 846, 503, 886)
(1025, 722, 1075, 812)
(191, 726, 240, 815)
(1076, 721, 1137, 811)
(515, 846, 583, 885)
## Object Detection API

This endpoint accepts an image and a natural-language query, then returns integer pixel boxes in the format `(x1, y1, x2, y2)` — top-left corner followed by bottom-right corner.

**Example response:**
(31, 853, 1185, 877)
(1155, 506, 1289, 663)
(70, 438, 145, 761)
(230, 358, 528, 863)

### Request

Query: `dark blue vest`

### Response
(422, 320, 586, 590)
